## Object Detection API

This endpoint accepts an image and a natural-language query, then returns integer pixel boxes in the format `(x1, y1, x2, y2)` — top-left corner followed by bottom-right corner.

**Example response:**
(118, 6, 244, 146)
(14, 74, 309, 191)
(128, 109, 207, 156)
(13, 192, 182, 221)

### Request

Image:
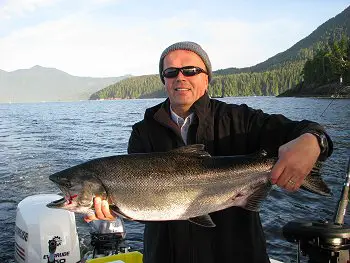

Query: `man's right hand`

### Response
(84, 197, 116, 222)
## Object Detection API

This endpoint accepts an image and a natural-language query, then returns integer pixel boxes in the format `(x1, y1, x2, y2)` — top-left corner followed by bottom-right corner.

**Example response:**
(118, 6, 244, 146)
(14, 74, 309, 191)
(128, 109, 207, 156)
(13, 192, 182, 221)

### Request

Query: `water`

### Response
(0, 97, 349, 262)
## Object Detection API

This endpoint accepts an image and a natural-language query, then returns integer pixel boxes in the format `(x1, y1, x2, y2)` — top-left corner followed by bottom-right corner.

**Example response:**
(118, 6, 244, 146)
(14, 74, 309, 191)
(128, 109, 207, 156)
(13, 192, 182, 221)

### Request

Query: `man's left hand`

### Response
(270, 133, 321, 191)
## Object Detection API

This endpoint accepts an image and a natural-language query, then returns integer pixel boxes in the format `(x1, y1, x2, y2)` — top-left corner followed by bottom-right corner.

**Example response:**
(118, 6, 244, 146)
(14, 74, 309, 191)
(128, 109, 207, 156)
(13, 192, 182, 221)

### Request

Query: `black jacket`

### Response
(127, 93, 332, 263)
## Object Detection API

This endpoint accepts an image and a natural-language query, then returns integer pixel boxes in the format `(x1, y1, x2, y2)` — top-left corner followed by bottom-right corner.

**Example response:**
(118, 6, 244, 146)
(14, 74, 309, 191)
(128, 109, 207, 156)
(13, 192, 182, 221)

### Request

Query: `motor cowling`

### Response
(15, 194, 80, 263)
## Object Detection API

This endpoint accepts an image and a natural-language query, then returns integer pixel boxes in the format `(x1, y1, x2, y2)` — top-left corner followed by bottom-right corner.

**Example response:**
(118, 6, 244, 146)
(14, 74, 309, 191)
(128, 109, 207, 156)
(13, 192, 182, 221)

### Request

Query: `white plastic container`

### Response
(14, 194, 80, 263)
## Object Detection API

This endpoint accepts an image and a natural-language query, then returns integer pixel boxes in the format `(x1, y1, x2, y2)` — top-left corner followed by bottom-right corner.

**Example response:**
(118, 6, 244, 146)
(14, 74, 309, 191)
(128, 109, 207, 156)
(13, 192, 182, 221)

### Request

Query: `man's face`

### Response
(163, 50, 209, 117)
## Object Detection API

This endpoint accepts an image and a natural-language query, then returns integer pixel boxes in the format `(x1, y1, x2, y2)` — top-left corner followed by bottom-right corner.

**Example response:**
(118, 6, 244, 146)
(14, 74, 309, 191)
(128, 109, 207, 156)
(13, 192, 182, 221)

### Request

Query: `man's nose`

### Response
(176, 70, 186, 80)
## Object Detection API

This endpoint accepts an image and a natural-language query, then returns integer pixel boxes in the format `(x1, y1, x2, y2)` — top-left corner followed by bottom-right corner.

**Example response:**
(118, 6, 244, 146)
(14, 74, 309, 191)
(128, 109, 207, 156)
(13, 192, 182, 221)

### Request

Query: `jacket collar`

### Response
(150, 99, 181, 136)
(189, 92, 211, 122)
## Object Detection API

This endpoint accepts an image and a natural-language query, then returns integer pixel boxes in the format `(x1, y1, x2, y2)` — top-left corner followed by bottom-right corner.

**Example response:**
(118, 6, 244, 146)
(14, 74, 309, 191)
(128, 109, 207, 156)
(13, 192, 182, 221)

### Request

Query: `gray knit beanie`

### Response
(159, 41, 212, 84)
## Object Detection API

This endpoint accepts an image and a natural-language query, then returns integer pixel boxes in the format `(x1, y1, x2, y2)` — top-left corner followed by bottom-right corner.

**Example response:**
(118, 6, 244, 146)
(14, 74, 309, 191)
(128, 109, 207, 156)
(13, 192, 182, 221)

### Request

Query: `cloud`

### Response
(0, 10, 165, 76)
(0, 0, 59, 19)
(0, 1, 346, 77)
(0, 13, 309, 77)
(204, 18, 306, 69)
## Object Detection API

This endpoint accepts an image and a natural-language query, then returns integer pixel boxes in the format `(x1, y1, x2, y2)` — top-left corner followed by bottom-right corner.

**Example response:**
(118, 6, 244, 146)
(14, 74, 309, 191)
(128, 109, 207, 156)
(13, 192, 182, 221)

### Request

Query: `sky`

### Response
(0, 0, 349, 78)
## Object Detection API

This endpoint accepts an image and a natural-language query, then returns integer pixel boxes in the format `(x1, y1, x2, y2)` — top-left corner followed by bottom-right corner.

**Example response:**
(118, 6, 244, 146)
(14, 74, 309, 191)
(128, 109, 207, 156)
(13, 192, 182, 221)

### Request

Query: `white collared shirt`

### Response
(170, 107, 194, 145)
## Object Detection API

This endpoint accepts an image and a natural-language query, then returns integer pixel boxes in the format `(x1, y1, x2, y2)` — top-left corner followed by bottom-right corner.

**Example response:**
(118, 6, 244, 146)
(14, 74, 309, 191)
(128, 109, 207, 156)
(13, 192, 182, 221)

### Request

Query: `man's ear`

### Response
(205, 76, 209, 92)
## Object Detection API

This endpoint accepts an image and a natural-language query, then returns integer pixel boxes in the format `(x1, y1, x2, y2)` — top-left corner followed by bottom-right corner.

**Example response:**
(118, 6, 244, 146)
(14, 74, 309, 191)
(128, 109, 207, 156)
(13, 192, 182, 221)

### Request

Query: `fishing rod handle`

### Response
(333, 157, 350, 225)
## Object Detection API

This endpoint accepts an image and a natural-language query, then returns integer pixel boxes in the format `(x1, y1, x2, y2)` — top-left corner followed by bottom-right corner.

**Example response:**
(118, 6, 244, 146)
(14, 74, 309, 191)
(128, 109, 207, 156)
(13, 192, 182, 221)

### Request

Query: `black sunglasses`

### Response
(162, 66, 207, 78)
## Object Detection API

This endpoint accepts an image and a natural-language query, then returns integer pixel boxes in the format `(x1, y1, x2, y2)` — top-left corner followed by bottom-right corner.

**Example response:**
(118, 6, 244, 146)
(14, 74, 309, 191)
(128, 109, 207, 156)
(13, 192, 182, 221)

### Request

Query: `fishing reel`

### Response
(283, 220, 350, 263)
(89, 218, 130, 257)
(283, 158, 350, 263)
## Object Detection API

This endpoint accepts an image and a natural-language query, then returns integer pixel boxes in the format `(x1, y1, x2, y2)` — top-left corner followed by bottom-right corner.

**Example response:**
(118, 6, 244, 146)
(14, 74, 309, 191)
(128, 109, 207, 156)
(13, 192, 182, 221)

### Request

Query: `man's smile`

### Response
(175, 88, 191, 91)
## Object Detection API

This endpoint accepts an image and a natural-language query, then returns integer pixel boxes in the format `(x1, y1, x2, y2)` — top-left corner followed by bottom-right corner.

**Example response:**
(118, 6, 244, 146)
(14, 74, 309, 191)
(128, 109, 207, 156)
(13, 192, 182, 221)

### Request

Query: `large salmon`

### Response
(47, 144, 331, 227)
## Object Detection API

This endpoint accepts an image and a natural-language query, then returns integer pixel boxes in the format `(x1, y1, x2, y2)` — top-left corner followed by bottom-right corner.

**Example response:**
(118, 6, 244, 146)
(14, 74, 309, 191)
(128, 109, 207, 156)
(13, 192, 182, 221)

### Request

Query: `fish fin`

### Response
(110, 205, 134, 220)
(243, 183, 272, 212)
(257, 149, 268, 157)
(189, 215, 216, 227)
(171, 144, 211, 157)
(254, 149, 278, 161)
(301, 162, 332, 196)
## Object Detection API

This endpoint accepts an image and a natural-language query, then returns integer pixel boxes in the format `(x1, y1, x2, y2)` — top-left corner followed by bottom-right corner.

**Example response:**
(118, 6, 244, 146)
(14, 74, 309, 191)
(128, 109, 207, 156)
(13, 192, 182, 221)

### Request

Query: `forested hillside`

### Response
(90, 5, 350, 100)
(89, 75, 166, 99)
(279, 35, 350, 97)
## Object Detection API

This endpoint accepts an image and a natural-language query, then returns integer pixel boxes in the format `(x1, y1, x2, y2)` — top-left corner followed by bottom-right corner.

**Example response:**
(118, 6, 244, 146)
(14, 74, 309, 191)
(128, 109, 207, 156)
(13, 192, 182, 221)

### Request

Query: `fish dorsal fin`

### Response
(258, 149, 268, 157)
(110, 205, 134, 221)
(252, 149, 272, 159)
(171, 144, 211, 157)
(243, 182, 272, 212)
(243, 149, 272, 160)
(189, 214, 216, 227)
(301, 162, 332, 196)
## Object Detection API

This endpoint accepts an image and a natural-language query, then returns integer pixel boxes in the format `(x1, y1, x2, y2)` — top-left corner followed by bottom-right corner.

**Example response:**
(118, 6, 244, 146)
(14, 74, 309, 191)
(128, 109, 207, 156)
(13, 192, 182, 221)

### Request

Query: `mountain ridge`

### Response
(0, 65, 130, 103)
(215, 5, 350, 75)
(2, 5, 349, 102)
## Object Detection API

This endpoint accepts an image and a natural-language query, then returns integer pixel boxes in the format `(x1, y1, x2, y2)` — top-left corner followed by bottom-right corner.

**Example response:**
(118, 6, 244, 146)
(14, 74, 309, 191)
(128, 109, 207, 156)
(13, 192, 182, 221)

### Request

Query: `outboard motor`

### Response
(283, 158, 350, 263)
(87, 218, 129, 258)
(14, 194, 80, 263)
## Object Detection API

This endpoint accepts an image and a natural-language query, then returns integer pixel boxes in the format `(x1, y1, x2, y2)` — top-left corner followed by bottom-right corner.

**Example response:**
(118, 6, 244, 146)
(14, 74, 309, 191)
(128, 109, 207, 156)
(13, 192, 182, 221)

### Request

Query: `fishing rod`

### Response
(320, 77, 348, 117)
(283, 158, 350, 263)
(333, 157, 350, 225)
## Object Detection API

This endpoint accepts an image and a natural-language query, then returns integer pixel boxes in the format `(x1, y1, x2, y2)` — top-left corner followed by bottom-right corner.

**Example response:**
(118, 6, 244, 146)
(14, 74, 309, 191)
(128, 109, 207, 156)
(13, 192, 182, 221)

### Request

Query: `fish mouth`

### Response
(47, 193, 95, 215)
(47, 192, 78, 208)
(47, 196, 67, 208)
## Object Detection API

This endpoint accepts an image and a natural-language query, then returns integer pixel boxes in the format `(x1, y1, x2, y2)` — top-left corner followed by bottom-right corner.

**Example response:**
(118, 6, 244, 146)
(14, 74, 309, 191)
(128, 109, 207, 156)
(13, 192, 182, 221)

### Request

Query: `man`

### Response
(86, 41, 333, 262)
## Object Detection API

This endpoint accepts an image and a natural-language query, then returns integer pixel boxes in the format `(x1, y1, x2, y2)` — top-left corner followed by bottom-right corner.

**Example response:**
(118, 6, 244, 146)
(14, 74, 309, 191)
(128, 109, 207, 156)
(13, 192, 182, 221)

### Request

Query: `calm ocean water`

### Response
(0, 96, 349, 262)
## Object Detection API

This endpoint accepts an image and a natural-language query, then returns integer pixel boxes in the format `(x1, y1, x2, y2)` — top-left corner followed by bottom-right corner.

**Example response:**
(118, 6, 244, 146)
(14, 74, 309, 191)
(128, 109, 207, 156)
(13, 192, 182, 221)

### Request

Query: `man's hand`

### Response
(84, 197, 116, 222)
(270, 133, 321, 192)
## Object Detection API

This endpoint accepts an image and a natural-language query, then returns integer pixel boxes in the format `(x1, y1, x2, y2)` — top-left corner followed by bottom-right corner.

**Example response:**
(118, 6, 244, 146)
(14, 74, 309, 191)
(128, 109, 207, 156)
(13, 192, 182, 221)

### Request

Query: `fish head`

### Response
(47, 164, 107, 215)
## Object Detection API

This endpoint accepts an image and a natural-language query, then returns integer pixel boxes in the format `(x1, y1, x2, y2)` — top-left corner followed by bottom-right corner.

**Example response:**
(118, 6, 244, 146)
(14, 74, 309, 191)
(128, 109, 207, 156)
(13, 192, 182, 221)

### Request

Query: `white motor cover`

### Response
(15, 194, 80, 263)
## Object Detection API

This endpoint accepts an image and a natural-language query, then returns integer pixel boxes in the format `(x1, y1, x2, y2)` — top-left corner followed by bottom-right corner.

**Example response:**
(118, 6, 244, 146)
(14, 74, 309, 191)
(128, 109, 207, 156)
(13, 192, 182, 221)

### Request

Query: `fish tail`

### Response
(301, 161, 332, 196)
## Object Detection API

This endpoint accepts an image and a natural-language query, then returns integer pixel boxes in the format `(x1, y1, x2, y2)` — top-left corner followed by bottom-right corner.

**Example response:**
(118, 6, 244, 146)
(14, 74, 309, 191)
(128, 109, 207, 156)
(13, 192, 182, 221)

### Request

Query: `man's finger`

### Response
(270, 159, 285, 184)
(101, 200, 115, 220)
(84, 212, 97, 223)
(277, 167, 295, 187)
(280, 174, 297, 191)
(93, 197, 105, 219)
(276, 167, 306, 192)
